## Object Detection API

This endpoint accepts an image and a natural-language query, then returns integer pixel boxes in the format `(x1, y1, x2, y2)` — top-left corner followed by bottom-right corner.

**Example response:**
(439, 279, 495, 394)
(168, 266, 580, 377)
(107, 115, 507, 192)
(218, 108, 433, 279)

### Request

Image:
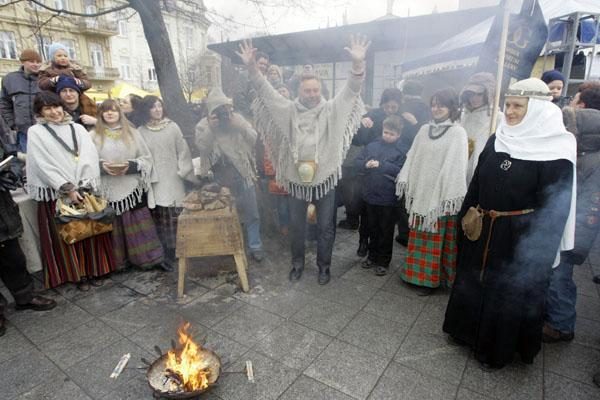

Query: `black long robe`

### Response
(443, 136, 573, 367)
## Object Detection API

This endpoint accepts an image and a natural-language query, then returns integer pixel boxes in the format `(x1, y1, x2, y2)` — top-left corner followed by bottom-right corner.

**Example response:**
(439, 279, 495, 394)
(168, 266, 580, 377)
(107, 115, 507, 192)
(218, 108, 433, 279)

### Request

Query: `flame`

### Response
(165, 322, 210, 391)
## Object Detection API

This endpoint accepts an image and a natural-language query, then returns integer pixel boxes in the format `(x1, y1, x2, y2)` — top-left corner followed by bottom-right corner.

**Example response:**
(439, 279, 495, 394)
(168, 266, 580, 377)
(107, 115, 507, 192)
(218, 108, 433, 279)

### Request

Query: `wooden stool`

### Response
(175, 206, 250, 298)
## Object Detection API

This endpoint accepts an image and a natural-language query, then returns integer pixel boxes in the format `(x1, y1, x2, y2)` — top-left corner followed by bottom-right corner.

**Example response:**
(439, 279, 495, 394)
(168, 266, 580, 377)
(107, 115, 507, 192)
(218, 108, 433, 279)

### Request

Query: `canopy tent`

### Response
(109, 82, 151, 99)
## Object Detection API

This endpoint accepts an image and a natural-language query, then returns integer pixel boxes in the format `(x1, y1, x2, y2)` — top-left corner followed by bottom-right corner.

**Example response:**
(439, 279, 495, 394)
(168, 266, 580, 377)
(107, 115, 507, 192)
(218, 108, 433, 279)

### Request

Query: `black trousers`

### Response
(366, 203, 400, 268)
(0, 238, 33, 317)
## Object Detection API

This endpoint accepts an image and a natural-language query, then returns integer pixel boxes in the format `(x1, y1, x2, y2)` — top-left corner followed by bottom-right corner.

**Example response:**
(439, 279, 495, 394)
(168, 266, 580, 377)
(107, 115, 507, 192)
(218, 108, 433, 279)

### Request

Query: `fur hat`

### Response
(55, 76, 81, 94)
(48, 43, 68, 61)
(19, 49, 42, 63)
(206, 87, 232, 116)
(506, 78, 552, 101)
(541, 70, 565, 84)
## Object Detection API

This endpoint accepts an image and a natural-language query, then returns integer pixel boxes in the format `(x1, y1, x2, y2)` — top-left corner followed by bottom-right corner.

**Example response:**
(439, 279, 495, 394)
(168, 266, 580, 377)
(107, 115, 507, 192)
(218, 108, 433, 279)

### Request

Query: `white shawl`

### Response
(495, 98, 577, 268)
(252, 71, 365, 201)
(396, 120, 469, 233)
(26, 117, 100, 201)
(91, 127, 156, 215)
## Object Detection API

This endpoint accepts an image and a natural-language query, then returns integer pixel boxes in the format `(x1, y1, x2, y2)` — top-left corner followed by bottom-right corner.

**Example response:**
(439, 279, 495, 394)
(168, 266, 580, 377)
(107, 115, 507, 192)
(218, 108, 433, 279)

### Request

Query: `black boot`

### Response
(356, 240, 368, 257)
(318, 265, 331, 285)
(289, 265, 304, 281)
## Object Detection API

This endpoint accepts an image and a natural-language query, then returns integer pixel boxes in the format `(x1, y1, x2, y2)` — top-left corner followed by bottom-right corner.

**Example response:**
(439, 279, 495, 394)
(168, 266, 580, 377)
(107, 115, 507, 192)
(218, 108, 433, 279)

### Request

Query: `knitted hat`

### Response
(506, 78, 552, 101)
(55, 76, 81, 94)
(541, 70, 565, 84)
(19, 49, 42, 63)
(48, 43, 68, 61)
(206, 87, 232, 116)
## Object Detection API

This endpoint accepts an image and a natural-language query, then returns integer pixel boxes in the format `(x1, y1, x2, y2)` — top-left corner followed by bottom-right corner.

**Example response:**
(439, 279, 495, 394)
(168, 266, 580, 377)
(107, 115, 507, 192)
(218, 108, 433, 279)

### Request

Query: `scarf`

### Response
(26, 115, 100, 201)
(396, 120, 469, 233)
(461, 106, 501, 183)
(195, 113, 257, 189)
(252, 72, 364, 201)
(91, 127, 156, 215)
(495, 98, 577, 268)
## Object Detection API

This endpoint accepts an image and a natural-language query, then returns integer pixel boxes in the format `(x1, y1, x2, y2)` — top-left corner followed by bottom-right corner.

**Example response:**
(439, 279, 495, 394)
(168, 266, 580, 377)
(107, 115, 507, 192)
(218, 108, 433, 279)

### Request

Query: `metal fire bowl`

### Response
(146, 349, 221, 399)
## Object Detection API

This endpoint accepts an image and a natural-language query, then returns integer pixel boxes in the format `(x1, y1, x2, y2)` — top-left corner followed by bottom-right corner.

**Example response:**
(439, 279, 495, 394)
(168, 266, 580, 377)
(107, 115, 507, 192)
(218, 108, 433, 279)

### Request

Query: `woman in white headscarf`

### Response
(443, 78, 576, 371)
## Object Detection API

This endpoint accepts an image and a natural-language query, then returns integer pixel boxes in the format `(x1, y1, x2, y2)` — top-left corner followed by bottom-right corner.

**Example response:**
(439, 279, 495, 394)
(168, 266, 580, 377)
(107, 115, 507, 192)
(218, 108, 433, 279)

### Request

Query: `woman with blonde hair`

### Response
(91, 99, 165, 271)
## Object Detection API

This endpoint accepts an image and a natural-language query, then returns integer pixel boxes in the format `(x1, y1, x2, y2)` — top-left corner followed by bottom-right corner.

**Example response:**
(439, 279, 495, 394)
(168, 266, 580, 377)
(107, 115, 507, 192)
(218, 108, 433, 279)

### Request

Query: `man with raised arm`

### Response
(236, 35, 370, 285)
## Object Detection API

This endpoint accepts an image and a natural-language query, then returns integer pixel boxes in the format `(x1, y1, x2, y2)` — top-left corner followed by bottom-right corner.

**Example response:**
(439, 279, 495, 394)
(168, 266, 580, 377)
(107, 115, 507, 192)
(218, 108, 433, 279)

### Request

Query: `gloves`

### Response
(0, 170, 18, 192)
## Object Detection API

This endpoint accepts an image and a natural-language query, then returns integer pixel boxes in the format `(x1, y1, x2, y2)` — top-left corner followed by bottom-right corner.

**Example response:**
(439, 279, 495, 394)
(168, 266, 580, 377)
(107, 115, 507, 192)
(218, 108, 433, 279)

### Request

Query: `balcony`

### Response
(85, 66, 120, 81)
(77, 18, 118, 36)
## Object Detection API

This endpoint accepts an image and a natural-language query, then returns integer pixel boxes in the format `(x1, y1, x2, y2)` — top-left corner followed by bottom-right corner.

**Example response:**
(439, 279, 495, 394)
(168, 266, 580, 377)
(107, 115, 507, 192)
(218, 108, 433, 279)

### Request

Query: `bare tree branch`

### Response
(27, 0, 130, 17)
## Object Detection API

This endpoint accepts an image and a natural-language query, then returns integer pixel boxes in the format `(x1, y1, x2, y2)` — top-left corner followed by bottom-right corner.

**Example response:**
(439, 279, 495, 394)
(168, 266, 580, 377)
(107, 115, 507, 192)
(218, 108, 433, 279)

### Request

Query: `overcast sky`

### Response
(204, 0, 460, 41)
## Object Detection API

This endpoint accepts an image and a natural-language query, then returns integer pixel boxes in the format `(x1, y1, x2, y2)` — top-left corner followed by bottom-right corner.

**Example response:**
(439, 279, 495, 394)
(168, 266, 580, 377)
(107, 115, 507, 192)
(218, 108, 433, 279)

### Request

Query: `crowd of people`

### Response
(0, 38, 598, 381)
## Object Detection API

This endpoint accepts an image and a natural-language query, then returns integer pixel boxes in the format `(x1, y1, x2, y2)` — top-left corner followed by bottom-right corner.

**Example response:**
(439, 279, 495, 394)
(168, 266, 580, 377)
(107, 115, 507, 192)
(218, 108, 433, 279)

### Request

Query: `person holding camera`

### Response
(195, 88, 264, 262)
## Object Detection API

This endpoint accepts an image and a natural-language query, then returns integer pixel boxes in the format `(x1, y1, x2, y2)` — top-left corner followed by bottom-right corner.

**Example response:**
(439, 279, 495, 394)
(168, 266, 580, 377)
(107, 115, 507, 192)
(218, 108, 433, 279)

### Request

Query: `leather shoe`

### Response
(0, 316, 5, 337)
(318, 267, 330, 285)
(361, 259, 375, 269)
(542, 323, 574, 343)
(593, 275, 600, 284)
(356, 241, 368, 257)
(15, 295, 57, 312)
(158, 261, 174, 272)
(289, 267, 303, 281)
(251, 250, 264, 263)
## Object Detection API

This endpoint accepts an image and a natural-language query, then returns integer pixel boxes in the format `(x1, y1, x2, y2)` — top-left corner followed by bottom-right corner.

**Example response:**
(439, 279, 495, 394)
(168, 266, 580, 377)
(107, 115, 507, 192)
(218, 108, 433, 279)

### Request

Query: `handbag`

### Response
(55, 193, 116, 245)
(461, 206, 483, 241)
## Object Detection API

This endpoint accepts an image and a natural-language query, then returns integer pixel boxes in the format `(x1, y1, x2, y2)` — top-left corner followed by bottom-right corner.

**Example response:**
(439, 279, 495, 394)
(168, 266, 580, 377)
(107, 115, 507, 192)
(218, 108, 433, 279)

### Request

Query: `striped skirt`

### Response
(400, 215, 458, 289)
(112, 206, 164, 270)
(38, 200, 116, 289)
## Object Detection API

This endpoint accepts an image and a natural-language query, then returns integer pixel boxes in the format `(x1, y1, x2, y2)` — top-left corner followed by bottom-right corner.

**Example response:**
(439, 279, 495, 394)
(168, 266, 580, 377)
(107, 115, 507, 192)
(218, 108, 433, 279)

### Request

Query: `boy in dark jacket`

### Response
(354, 115, 406, 276)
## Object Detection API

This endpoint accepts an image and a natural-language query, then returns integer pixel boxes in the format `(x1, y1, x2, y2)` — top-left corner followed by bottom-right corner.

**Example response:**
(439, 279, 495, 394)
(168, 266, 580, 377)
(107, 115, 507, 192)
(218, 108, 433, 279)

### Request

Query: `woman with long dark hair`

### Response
(137, 95, 196, 267)
(395, 88, 469, 296)
(26, 91, 116, 290)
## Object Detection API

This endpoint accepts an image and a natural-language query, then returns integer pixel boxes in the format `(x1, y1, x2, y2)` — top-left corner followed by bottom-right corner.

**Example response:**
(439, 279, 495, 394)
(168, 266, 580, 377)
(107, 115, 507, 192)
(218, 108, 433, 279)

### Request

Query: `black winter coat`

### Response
(355, 138, 406, 206)
(0, 67, 40, 134)
(0, 147, 23, 242)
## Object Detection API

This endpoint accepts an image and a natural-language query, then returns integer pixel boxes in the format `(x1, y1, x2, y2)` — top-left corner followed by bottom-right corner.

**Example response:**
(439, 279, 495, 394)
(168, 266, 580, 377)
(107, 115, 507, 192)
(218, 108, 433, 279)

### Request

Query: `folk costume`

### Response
(26, 115, 116, 288)
(138, 118, 195, 257)
(460, 72, 501, 183)
(91, 126, 164, 270)
(195, 88, 263, 255)
(395, 119, 469, 289)
(443, 78, 576, 368)
(251, 64, 364, 280)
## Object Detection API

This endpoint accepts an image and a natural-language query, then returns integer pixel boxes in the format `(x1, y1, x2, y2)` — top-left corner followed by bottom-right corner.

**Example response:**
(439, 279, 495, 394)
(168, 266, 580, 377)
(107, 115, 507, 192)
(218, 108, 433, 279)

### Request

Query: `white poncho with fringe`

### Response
(26, 116, 100, 201)
(251, 71, 365, 201)
(91, 127, 157, 215)
(396, 120, 469, 233)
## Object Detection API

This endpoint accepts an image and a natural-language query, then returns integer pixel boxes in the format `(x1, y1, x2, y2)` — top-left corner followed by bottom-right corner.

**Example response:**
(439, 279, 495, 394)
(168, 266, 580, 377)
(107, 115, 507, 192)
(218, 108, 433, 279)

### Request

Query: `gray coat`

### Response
(0, 67, 40, 134)
(562, 107, 600, 264)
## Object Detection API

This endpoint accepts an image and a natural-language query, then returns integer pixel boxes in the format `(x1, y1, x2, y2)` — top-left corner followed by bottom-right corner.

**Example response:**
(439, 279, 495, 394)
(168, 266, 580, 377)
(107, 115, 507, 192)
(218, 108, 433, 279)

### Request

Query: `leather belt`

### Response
(478, 207, 535, 281)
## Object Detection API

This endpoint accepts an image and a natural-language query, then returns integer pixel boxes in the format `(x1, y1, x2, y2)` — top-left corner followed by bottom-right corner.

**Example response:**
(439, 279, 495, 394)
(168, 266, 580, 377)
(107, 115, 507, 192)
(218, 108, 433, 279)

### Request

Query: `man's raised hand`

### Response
(344, 34, 371, 63)
(235, 40, 257, 67)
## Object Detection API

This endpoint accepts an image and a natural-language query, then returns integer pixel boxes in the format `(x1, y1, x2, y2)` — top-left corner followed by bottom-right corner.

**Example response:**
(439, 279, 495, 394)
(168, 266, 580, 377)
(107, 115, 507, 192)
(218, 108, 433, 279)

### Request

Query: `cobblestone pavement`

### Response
(2, 225, 600, 400)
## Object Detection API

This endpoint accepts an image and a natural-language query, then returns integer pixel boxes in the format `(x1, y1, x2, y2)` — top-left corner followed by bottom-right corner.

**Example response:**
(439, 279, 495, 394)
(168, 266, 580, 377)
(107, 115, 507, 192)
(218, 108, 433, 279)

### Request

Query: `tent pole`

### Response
(490, 2, 511, 135)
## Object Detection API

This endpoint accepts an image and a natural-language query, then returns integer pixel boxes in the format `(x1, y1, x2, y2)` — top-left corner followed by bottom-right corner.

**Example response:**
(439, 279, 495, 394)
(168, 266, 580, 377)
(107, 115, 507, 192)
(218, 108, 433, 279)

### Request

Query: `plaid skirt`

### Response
(112, 207, 164, 269)
(400, 215, 458, 288)
(150, 205, 182, 252)
(38, 200, 116, 288)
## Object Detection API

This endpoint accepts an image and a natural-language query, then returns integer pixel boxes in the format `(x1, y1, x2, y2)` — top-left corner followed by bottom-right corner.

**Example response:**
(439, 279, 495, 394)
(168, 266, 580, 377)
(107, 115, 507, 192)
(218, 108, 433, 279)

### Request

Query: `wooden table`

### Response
(175, 206, 249, 298)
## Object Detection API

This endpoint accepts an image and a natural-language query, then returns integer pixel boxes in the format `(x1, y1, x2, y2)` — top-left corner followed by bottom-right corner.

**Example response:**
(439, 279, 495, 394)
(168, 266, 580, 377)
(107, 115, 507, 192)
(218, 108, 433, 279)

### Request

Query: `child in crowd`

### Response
(38, 43, 90, 91)
(355, 115, 406, 276)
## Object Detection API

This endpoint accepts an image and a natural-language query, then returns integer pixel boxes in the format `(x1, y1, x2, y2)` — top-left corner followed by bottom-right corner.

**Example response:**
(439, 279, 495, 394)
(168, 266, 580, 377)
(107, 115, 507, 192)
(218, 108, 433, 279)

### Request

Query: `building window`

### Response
(54, 0, 67, 10)
(0, 31, 17, 59)
(184, 26, 194, 49)
(119, 56, 131, 79)
(89, 43, 104, 68)
(118, 20, 128, 37)
(60, 39, 76, 60)
(148, 67, 157, 81)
